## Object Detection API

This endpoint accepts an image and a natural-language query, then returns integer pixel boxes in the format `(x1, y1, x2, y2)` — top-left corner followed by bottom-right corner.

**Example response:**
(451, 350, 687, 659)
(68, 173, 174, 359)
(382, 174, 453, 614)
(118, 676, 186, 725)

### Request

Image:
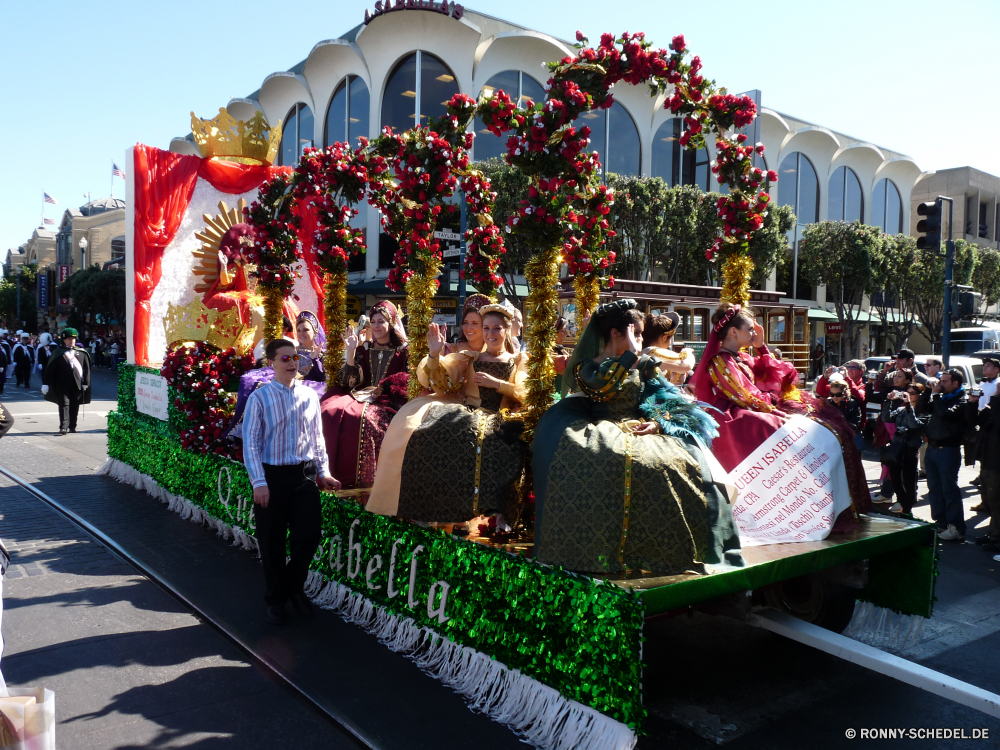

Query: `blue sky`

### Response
(1, 0, 997, 254)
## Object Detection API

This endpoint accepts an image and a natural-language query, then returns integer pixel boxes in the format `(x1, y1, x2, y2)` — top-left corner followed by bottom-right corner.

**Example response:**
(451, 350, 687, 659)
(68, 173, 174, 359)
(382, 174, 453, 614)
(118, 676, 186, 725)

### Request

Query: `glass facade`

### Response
(828, 166, 863, 223)
(278, 102, 314, 167)
(473, 70, 543, 162)
(776, 152, 819, 300)
(650, 118, 709, 189)
(573, 101, 641, 179)
(872, 178, 902, 234)
(380, 52, 459, 135)
(325, 75, 370, 149)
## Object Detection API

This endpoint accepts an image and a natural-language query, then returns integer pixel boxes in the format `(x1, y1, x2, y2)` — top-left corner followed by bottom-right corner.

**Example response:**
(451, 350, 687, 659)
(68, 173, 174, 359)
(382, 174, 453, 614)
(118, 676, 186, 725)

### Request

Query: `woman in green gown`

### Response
(532, 300, 744, 575)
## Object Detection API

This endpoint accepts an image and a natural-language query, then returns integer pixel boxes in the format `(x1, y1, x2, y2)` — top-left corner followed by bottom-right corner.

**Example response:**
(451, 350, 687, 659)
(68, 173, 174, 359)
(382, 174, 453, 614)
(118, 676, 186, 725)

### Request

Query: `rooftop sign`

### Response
(364, 0, 465, 25)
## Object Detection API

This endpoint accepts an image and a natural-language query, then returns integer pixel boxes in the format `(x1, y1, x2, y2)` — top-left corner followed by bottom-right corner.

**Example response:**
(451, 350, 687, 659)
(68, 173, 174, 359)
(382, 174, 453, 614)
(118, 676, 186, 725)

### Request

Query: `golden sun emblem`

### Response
(192, 198, 253, 294)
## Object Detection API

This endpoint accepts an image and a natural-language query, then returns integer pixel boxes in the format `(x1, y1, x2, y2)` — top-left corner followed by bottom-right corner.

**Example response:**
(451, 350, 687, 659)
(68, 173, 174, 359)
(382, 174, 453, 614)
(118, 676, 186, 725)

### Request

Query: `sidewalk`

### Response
(0, 473, 354, 749)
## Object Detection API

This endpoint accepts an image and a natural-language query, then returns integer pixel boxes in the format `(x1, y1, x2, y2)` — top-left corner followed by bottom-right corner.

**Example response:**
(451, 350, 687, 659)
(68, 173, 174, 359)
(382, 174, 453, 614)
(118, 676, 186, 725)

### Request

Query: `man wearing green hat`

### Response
(41, 327, 91, 435)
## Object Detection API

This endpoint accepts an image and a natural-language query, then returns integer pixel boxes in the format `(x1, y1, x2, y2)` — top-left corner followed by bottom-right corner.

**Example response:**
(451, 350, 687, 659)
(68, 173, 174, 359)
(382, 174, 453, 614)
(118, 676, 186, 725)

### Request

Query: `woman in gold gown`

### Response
(366, 304, 528, 523)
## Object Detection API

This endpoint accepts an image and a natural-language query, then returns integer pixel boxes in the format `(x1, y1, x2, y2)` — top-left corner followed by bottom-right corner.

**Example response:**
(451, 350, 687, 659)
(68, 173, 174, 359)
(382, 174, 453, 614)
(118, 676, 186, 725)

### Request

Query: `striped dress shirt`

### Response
(243, 378, 331, 488)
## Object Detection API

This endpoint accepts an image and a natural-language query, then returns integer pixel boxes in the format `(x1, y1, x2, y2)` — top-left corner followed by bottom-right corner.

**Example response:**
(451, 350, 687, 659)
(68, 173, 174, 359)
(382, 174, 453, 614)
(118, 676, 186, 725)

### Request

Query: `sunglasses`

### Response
(831, 393, 846, 398)
(275, 354, 303, 363)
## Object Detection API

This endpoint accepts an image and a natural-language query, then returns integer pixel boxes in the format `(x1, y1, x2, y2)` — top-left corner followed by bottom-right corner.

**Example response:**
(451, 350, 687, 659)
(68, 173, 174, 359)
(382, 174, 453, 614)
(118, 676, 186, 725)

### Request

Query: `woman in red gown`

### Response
(691, 303, 871, 521)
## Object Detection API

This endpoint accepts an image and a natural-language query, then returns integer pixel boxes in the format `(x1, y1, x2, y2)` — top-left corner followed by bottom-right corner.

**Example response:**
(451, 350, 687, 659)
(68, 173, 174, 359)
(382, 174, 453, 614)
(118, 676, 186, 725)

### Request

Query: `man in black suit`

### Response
(12, 332, 33, 388)
(42, 328, 91, 435)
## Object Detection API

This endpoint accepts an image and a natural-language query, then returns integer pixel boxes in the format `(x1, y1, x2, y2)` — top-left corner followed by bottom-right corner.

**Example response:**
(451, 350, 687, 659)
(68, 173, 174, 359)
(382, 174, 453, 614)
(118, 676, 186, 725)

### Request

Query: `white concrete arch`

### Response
(169, 137, 200, 157)
(257, 72, 315, 136)
(303, 39, 371, 146)
(225, 99, 264, 123)
(874, 157, 923, 234)
(472, 31, 569, 87)
(829, 143, 885, 224)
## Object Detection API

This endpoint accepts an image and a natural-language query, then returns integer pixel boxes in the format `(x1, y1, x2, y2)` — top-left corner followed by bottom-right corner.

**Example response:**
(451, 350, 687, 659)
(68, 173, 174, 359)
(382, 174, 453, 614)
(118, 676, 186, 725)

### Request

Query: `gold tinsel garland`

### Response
(404, 259, 443, 398)
(573, 274, 601, 324)
(261, 286, 284, 344)
(522, 245, 561, 439)
(721, 253, 754, 307)
(324, 271, 348, 389)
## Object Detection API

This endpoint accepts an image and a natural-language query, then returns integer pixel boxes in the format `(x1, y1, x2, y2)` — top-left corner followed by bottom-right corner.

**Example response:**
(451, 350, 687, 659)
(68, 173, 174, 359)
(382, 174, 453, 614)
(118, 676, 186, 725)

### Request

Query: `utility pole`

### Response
(458, 193, 467, 312)
(940, 197, 955, 369)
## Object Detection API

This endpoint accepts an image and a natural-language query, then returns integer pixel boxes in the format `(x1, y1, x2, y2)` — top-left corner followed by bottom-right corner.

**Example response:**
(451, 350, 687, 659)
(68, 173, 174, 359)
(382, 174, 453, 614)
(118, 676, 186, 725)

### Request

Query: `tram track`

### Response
(0, 464, 379, 750)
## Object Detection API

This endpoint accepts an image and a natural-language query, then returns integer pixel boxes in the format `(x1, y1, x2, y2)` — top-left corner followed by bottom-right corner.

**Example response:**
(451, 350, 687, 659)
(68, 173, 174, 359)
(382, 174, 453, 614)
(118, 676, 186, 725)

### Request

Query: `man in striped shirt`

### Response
(244, 339, 341, 624)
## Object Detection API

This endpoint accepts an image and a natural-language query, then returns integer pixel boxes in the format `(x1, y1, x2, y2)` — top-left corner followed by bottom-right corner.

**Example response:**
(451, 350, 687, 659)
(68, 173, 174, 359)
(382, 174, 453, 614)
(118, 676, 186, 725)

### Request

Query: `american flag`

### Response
(43, 218, 56, 226)
(43, 192, 58, 205)
(112, 163, 126, 179)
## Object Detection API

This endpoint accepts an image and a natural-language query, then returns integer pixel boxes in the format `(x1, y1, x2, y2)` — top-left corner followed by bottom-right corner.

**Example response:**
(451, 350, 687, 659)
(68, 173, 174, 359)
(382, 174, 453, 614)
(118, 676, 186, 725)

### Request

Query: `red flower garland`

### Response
(161, 342, 255, 459)
(243, 174, 302, 294)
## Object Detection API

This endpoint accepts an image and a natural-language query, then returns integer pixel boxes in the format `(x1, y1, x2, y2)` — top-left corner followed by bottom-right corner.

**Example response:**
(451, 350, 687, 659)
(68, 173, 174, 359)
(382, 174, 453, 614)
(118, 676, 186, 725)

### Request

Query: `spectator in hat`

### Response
(41, 328, 92, 435)
(917, 357, 944, 478)
(969, 356, 1000, 502)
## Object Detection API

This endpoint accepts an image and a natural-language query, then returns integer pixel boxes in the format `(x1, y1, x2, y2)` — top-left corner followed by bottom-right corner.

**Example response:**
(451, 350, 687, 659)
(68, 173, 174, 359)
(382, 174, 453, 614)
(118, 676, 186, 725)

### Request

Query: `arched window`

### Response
(575, 101, 641, 179)
(278, 102, 314, 167)
(473, 70, 544, 162)
(650, 118, 709, 189)
(829, 166, 864, 223)
(380, 51, 459, 135)
(325, 75, 370, 149)
(872, 178, 902, 234)
(776, 152, 819, 300)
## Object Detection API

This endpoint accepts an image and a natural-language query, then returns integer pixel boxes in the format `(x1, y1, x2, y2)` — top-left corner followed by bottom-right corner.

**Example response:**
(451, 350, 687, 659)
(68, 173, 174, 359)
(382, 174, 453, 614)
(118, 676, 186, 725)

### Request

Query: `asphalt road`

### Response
(1, 373, 999, 749)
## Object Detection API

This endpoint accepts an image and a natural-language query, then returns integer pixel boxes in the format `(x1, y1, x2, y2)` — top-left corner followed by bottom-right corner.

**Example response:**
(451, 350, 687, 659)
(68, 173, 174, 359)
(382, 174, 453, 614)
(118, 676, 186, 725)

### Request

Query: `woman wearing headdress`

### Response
(339, 300, 409, 391)
(532, 300, 741, 574)
(641, 312, 695, 386)
(366, 303, 528, 523)
(295, 311, 326, 382)
(318, 300, 410, 491)
(689, 302, 871, 518)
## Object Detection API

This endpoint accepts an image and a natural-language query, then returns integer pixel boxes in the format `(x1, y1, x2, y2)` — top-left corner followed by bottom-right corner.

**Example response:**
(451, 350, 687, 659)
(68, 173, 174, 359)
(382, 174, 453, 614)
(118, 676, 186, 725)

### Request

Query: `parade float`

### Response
(102, 30, 938, 750)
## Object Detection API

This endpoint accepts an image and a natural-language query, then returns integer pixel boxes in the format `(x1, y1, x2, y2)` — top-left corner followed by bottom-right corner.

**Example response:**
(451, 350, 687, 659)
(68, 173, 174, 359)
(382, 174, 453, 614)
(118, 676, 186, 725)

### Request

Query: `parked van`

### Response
(947, 327, 1000, 355)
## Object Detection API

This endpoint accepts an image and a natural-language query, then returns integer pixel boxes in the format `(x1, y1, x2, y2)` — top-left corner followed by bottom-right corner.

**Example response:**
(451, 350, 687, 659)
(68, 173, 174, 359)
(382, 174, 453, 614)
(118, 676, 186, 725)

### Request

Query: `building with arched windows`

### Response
(168, 6, 931, 360)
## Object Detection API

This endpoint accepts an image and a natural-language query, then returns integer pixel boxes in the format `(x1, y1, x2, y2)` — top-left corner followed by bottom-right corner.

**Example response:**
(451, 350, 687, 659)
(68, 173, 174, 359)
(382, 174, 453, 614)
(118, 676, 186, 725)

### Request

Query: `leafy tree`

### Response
(798, 221, 884, 359)
(0, 263, 39, 331)
(59, 265, 126, 330)
(907, 238, 977, 351)
(870, 234, 920, 352)
(971, 243, 1000, 314)
(605, 175, 671, 281)
(475, 158, 531, 303)
(746, 203, 794, 290)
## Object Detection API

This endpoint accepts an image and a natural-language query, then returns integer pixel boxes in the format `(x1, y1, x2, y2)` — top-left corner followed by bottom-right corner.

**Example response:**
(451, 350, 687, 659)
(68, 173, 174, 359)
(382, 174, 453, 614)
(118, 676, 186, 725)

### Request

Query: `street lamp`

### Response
(79, 236, 88, 269)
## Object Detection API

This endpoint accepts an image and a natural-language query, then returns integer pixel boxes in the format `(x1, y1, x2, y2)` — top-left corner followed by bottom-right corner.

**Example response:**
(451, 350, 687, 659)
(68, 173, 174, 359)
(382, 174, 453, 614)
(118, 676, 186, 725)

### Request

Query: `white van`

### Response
(948, 327, 1000, 355)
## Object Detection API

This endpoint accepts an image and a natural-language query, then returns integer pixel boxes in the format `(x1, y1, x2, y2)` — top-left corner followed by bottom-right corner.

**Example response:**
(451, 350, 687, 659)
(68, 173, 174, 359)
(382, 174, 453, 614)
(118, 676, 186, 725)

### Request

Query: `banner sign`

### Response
(38, 273, 49, 308)
(826, 322, 843, 335)
(58, 265, 71, 305)
(728, 415, 852, 546)
(135, 371, 169, 421)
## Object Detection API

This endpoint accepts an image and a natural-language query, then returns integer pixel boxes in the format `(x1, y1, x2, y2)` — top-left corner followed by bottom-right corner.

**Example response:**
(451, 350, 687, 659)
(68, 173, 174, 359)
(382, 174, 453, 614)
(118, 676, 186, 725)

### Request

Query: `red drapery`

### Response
(131, 144, 318, 364)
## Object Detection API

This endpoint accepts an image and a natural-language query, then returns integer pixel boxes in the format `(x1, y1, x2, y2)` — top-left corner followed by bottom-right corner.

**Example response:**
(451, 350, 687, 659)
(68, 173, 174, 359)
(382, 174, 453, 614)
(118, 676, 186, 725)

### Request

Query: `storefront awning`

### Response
(807, 308, 839, 322)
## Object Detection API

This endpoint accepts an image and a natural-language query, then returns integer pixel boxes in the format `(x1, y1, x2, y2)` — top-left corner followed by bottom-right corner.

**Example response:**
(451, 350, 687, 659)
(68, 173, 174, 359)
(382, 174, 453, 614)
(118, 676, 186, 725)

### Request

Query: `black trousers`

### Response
(888, 444, 920, 513)
(58, 391, 82, 431)
(14, 363, 30, 387)
(254, 462, 322, 607)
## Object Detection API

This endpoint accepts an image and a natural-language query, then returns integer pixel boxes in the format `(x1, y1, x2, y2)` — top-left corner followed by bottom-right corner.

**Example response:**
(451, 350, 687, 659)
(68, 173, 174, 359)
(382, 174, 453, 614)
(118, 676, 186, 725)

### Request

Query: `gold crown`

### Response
(164, 298, 257, 354)
(190, 109, 282, 166)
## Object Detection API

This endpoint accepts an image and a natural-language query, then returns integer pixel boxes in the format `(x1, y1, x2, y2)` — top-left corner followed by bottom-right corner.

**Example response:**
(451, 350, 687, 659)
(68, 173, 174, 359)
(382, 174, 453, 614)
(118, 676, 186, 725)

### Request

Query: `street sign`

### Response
(434, 230, 462, 242)
(443, 247, 461, 258)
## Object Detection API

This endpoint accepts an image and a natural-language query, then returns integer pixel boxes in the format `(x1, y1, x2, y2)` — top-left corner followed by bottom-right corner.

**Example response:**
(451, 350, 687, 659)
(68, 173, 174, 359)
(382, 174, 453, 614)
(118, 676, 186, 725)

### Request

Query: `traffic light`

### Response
(916, 200, 942, 251)
(952, 287, 981, 319)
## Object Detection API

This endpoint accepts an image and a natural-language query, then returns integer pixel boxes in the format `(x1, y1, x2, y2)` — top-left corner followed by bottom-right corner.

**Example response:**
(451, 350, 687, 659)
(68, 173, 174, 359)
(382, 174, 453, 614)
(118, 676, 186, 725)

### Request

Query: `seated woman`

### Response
(690, 303, 871, 519)
(532, 300, 742, 575)
(366, 304, 527, 523)
(295, 311, 326, 382)
(641, 312, 695, 385)
(319, 301, 410, 491)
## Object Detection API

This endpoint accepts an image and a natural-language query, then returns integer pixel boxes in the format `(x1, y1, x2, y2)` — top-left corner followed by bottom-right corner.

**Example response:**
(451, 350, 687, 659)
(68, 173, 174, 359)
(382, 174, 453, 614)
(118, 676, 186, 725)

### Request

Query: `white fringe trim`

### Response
(97, 458, 258, 553)
(303, 571, 637, 750)
(842, 600, 926, 654)
(98, 457, 637, 750)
